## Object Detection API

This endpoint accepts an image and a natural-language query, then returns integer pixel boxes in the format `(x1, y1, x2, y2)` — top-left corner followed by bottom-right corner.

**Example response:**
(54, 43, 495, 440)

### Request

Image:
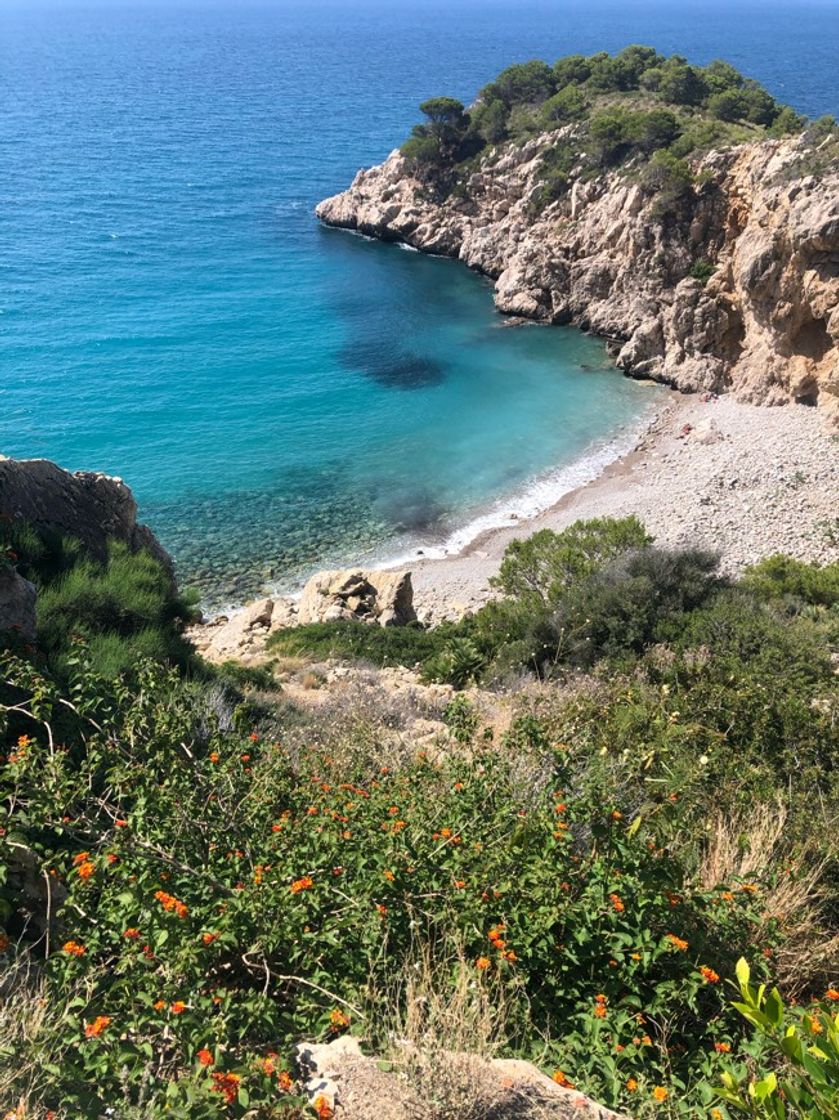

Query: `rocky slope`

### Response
(317, 133, 839, 422)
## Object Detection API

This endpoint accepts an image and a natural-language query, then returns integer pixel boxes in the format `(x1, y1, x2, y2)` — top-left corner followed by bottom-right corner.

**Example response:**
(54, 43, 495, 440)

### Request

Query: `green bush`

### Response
(643, 150, 695, 216)
(690, 258, 718, 285)
(717, 960, 839, 1119)
(741, 554, 839, 609)
(0, 521, 197, 680)
(492, 516, 651, 608)
(267, 618, 447, 667)
(534, 546, 721, 671)
(539, 84, 589, 128)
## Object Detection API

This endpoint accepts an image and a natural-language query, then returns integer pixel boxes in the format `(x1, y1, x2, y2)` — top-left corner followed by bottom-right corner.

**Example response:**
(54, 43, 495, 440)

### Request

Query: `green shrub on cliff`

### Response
(403, 47, 801, 185)
(0, 519, 198, 679)
(401, 96, 470, 167)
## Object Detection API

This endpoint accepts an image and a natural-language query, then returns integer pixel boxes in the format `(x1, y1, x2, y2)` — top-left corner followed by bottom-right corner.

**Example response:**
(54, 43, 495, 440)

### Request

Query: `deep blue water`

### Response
(2, 0, 837, 604)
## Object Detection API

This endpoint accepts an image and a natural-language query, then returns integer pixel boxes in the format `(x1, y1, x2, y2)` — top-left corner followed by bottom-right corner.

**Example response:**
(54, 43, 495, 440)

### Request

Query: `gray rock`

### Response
(0, 567, 37, 640)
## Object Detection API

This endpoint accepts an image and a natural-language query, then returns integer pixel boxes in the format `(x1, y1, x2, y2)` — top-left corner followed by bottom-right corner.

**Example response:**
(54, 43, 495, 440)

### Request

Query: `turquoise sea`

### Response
(2, 0, 838, 606)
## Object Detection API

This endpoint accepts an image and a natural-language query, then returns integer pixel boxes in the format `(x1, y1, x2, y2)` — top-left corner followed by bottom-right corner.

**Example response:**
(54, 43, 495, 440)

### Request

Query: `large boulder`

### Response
(0, 456, 172, 576)
(0, 566, 37, 640)
(295, 1035, 629, 1120)
(297, 569, 416, 627)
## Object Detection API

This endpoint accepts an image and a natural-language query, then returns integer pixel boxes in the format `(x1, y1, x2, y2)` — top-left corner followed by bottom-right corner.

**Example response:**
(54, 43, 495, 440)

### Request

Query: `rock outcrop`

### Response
(189, 596, 299, 664)
(0, 456, 172, 575)
(0, 567, 37, 641)
(190, 569, 417, 664)
(297, 569, 416, 627)
(317, 133, 839, 423)
(296, 1036, 629, 1120)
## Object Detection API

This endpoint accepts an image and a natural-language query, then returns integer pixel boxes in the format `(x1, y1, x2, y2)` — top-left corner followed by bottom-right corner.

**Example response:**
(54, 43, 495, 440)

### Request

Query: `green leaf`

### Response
(732, 1001, 773, 1031)
(735, 958, 751, 990)
(752, 1072, 778, 1101)
(764, 988, 784, 1029)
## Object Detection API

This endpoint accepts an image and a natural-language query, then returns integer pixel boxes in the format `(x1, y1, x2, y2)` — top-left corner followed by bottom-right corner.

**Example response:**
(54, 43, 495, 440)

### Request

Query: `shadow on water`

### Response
(340, 338, 445, 390)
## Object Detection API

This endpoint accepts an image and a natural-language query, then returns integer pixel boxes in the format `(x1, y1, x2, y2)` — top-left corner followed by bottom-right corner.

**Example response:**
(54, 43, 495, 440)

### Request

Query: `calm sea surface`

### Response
(2, 0, 837, 604)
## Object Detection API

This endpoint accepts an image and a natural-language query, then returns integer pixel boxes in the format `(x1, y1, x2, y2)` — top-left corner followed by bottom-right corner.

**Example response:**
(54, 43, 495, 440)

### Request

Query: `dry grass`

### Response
(0, 953, 64, 1116)
(700, 799, 839, 993)
(374, 943, 554, 1120)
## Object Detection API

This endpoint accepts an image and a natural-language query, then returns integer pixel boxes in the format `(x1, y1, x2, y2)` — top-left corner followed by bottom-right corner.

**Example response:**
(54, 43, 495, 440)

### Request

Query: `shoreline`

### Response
(370, 389, 665, 575)
(193, 390, 838, 655)
(405, 392, 838, 621)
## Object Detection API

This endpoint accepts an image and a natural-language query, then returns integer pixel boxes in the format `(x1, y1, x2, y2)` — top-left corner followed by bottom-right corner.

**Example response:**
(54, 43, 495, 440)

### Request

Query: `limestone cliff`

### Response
(0, 456, 172, 575)
(317, 133, 839, 422)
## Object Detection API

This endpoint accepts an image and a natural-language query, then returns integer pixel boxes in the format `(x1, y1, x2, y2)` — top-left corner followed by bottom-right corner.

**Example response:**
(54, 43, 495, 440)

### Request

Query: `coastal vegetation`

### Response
(2, 516, 838, 1117)
(1, 520, 198, 680)
(399, 48, 838, 211)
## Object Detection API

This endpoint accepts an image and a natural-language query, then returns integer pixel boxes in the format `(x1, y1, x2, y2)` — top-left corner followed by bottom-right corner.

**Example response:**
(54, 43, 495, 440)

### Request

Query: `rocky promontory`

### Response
(318, 132, 839, 422)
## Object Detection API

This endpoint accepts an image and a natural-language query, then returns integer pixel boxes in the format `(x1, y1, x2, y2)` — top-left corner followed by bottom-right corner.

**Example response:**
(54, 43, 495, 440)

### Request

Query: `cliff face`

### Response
(317, 134, 839, 422)
(0, 456, 172, 576)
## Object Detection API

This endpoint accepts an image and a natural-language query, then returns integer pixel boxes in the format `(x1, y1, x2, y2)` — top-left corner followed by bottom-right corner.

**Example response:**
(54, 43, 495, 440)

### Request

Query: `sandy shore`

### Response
(405, 392, 839, 621)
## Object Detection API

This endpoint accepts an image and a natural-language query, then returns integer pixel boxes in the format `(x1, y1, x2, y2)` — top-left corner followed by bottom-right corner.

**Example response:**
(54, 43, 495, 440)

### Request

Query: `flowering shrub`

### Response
(0, 648, 791, 1118)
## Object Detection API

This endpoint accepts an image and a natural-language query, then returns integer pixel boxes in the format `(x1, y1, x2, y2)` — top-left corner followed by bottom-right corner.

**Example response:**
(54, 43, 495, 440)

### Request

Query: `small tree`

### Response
(401, 97, 468, 166)
(552, 53, 591, 89)
(656, 58, 708, 106)
(540, 84, 588, 127)
(471, 97, 508, 144)
(708, 89, 748, 123)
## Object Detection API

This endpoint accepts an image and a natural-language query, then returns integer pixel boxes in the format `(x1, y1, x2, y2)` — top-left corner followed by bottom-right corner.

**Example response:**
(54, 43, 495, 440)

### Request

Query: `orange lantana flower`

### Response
(211, 1071, 241, 1105)
(154, 890, 188, 918)
(84, 1015, 111, 1038)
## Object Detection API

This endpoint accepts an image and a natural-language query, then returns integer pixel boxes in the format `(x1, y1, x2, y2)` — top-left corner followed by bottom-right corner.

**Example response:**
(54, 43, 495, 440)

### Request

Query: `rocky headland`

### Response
(317, 134, 839, 422)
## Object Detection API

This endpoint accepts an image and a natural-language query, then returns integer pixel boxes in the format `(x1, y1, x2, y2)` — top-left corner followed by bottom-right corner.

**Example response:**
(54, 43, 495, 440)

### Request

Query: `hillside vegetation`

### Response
(399, 48, 838, 210)
(2, 516, 838, 1118)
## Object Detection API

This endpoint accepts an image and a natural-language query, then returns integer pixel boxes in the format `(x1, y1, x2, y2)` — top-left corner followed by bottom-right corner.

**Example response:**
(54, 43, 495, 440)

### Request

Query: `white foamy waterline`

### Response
(204, 397, 663, 620)
(373, 397, 663, 572)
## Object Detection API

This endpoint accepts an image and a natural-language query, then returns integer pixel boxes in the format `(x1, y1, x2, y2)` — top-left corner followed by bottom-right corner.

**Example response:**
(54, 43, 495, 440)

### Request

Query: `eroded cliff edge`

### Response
(317, 134, 839, 422)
